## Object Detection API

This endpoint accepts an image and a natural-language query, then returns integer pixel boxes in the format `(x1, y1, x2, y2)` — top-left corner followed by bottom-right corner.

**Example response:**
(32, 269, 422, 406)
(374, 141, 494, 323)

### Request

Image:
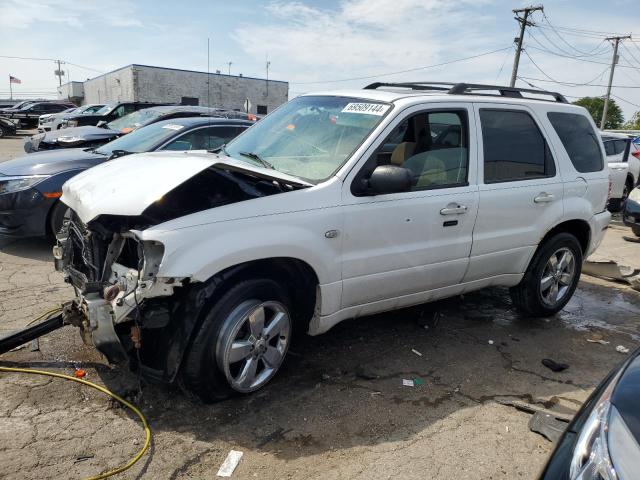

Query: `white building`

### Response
(58, 64, 289, 115)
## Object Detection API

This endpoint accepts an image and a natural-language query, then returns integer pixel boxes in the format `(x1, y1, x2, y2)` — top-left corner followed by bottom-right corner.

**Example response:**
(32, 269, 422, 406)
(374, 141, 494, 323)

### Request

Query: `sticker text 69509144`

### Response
(341, 103, 390, 116)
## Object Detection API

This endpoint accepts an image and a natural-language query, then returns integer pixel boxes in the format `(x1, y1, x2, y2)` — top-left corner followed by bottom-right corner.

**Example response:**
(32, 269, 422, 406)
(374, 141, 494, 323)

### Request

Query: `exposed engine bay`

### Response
(54, 165, 297, 378)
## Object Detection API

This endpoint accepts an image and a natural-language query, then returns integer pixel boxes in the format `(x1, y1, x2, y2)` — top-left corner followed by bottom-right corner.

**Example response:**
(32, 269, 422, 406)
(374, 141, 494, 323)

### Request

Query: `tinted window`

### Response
(163, 126, 245, 151)
(480, 109, 555, 183)
(257, 105, 268, 115)
(547, 112, 603, 172)
(613, 140, 627, 155)
(369, 110, 469, 191)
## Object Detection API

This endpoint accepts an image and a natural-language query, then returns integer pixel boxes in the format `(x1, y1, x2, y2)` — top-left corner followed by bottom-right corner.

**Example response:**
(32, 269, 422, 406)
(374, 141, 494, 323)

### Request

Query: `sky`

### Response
(1, 0, 639, 119)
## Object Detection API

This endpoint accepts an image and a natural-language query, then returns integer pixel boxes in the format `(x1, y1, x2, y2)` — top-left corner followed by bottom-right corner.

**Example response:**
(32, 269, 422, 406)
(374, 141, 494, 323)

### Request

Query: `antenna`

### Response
(207, 38, 211, 108)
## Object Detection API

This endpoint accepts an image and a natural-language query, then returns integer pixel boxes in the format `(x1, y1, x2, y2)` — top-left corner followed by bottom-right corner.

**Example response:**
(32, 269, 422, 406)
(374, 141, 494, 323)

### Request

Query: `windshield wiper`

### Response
(238, 151, 275, 170)
(108, 149, 133, 159)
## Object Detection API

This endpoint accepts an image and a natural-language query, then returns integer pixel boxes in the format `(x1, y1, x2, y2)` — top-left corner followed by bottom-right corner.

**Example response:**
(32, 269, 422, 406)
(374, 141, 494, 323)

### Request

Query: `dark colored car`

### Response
(622, 185, 640, 237)
(25, 105, 256, 152)
(61, 101, 170, 129)
(0, 117, 252, 238)
(0, 117, 17, 138)
(0, 101, 76, 128)
(540, 347, 640, 479)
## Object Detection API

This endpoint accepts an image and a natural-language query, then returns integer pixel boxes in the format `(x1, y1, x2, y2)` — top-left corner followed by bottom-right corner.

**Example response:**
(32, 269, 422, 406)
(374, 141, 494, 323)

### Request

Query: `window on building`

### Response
(547, 112, 603, 172)
(181, 97, 199, 106)
(480, 109, 555, 183)
(257, 105, 268, 115)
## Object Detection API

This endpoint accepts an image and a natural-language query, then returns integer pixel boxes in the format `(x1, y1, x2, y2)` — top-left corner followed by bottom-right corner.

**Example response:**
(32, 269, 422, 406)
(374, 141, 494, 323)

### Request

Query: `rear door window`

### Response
(547, 112, 603, 172)
(480, 109, 555, 183)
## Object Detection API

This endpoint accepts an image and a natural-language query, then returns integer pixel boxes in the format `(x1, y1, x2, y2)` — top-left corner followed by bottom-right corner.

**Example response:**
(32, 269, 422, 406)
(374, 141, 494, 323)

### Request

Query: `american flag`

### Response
(9, 75, 21, 84)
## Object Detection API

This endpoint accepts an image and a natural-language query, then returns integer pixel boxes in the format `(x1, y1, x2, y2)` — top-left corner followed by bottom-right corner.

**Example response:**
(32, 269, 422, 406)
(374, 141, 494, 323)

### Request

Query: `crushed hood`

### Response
(61, 151, 311, 224)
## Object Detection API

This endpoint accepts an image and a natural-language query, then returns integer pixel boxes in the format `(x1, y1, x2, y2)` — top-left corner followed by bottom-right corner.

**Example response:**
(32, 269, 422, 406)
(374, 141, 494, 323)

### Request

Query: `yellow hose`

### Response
(0, 366, 152, 479)
(25, 306, 63, 326)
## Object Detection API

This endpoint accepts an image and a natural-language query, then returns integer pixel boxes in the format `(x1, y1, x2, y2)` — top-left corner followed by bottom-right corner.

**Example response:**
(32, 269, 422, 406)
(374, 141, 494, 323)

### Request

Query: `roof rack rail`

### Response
(364, 82, 569, 104)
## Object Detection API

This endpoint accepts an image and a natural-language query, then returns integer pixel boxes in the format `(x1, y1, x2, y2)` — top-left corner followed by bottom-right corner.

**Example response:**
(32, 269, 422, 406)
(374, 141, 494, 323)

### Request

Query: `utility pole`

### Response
(601, 35, 631, 130)
(54, 60, 65, 86)
(266, 57, 271, 97)
(509, 5, 543, 87)
(227, 61, 233, 76)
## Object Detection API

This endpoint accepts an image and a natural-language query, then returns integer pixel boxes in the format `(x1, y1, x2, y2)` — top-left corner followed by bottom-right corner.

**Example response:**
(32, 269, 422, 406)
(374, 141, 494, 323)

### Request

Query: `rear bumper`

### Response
(587, 210, 611, 257)
(623, 200, 640, 228)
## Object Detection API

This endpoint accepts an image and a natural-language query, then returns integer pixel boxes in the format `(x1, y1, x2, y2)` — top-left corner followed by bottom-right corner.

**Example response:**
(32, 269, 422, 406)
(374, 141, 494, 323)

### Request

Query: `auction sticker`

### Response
(162, 124, 185, 131)
(341, 103, 390, 116)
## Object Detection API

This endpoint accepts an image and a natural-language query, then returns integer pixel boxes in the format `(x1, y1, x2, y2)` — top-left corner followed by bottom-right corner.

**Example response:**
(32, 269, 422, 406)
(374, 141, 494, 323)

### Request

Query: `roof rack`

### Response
(364, 82, 569, 104)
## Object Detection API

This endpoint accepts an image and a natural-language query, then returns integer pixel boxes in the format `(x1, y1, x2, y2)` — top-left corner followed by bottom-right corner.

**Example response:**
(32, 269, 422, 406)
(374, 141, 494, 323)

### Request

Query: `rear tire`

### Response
(510, 233, 583, 317)
(179, 278, 293, 403)
(632, 225, 640, 237)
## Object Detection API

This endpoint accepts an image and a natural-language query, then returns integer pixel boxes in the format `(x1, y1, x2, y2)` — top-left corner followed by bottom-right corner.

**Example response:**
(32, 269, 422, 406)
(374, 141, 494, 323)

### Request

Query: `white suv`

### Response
(55, 82, 611, 402)
(601, 131, 640, 210)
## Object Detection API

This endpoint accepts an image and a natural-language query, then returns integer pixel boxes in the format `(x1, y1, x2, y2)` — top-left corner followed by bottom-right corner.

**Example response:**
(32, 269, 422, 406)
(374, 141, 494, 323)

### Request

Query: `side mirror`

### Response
(96, 120, 107, 128)
(368, 165, 412, 195)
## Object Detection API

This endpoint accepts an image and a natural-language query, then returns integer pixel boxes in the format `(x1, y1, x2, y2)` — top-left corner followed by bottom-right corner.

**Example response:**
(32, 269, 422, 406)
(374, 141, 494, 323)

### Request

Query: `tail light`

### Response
(631, 150, 640, 159)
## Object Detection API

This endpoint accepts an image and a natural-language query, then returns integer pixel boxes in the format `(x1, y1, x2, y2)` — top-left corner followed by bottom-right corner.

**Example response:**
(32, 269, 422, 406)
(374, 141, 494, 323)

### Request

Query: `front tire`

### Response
(48, 201, 69, 240)
(632, 225, 640, 237)
(180, 278, 292, 403)
(510, 233, 583, 317)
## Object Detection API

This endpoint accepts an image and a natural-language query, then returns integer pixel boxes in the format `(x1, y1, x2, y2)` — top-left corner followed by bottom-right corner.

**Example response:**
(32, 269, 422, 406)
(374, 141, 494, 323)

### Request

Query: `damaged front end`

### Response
(54, 213, 183, 366)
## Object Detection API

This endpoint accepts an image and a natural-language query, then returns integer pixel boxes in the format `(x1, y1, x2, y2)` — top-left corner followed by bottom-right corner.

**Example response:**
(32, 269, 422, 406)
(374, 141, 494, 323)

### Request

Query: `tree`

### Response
(622, 111, 640, 130)
(572, 97, 624, 130)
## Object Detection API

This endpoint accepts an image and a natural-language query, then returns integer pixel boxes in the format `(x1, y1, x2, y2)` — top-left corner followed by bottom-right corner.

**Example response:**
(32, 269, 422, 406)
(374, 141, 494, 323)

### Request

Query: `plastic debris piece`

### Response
(321, 373, 331, 381)
(74, 369, 87, 379)
(413, 377, 424, 387)
(402, 379, 415, 387)
(411, 348, 423, 357)
(217, 450, 244, 477)
(587, 338, 610, 345)
(528, 411, 569, 443)
(616, 345, 630, 354)
(370, 391, 382, 396)
(488, 340, 494, 345)
(541, 359, 569, 372)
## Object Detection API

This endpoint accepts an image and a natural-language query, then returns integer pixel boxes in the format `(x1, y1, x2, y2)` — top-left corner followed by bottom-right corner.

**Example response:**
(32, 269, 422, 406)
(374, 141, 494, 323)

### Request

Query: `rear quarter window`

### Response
(547, 112, 604, 172)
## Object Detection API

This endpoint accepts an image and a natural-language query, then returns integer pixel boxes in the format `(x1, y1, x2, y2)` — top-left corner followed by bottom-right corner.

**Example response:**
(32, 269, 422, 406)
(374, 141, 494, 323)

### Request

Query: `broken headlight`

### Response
(0, 175, 49, 194)
(569, 366, 639, 480)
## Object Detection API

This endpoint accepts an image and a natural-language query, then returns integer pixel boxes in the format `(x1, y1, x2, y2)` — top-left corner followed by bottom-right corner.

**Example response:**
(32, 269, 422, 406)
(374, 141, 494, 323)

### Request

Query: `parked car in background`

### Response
(0, 117, 18, 138)
(60, 101, 169, 129)
(601, 132, 640, 211)
(0, 100, 39, 113)
(0, 101, 76, 129)
(54, 82, 610, 402)
(0, 116, 252, 238)
(38, 104, 105, 132)
(540, 346, 640, 479)
(25, 105, 256, 152)
(623, 185, 640, 237)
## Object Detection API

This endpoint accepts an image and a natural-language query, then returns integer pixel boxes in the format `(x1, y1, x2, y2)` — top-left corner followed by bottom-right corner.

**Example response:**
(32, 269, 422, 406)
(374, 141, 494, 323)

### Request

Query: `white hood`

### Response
(61, 150, 311, 224)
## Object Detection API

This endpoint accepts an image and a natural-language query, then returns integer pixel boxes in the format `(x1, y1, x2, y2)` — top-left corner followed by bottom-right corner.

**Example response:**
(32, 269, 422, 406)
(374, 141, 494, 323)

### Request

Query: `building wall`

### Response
(83, 66, 136, 104)
(81, 65, 288, 115)
(57, 81, 84, 102)
(133, 65, 288, 115)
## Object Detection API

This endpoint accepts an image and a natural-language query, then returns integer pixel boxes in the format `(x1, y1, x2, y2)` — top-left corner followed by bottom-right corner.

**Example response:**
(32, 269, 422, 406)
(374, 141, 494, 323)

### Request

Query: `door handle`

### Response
(534, 192, 555, 204)
(440, 204, 468, 215)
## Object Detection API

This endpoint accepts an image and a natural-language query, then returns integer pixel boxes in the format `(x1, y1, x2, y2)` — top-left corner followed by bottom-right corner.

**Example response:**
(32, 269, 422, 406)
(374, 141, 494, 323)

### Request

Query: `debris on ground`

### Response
(402, 379, 415, 387)
(217, 450, 244, 477)
(321, 373, 331, 381)
(355, 366, 379, 380)
(582, 260, 640, 291)
(256, 428, 292, 448)
(74, 368, 87, 379)
(411, 348, 423, 357)
(73, 455, 95, 464)
(623, 235, 640, 244)
(488, 340, 494, 345)
(528, 411, 569, 443)
(586, 336, 610, 345)
(413, 377, 424, 386)
(541, 359, 569, 372)
(616, 345, 630, 354)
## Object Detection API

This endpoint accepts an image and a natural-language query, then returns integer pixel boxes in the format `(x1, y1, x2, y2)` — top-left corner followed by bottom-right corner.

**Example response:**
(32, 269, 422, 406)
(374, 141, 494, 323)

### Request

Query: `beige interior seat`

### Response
(390, 142, 416, 166)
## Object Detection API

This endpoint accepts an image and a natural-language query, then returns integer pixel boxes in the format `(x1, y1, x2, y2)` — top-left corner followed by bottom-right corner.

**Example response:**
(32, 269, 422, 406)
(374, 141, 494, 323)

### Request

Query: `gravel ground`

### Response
(1, 134, 639, 479)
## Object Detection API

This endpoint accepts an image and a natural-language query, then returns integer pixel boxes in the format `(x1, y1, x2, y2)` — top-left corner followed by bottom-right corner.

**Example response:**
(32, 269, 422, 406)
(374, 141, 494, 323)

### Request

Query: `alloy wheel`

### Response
(217, 300, 291, 393)
(540, 247, 576, 306)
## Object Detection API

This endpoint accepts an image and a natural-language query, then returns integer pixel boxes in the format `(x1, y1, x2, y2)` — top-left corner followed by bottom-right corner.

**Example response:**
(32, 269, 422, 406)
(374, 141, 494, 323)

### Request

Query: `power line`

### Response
(525, 45, 640, 70)
(517, 75, 640, 89)
(0, 55, 103, 73)
(527, 31, 610, 60)
(290, 47, 512, 85)
(522, 50, 612, 86)
(611, 93, 640, 109)
(538, 13, 609, 57)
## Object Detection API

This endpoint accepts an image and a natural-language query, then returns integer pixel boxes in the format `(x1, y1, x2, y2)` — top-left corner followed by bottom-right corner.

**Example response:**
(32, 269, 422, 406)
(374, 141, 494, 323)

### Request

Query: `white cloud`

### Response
(0, 0, 144, 29)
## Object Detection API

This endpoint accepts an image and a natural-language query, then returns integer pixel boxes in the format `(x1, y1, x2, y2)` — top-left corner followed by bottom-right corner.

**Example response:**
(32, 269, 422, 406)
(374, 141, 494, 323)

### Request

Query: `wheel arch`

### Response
(539, 219, 591, 255)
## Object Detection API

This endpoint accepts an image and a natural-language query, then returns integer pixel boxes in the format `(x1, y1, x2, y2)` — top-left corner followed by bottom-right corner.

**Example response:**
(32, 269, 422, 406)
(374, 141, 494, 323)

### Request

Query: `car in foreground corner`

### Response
(0, 117, 252, 238)
(540, 346, 640, 479)
(25, 105, 256, 152)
